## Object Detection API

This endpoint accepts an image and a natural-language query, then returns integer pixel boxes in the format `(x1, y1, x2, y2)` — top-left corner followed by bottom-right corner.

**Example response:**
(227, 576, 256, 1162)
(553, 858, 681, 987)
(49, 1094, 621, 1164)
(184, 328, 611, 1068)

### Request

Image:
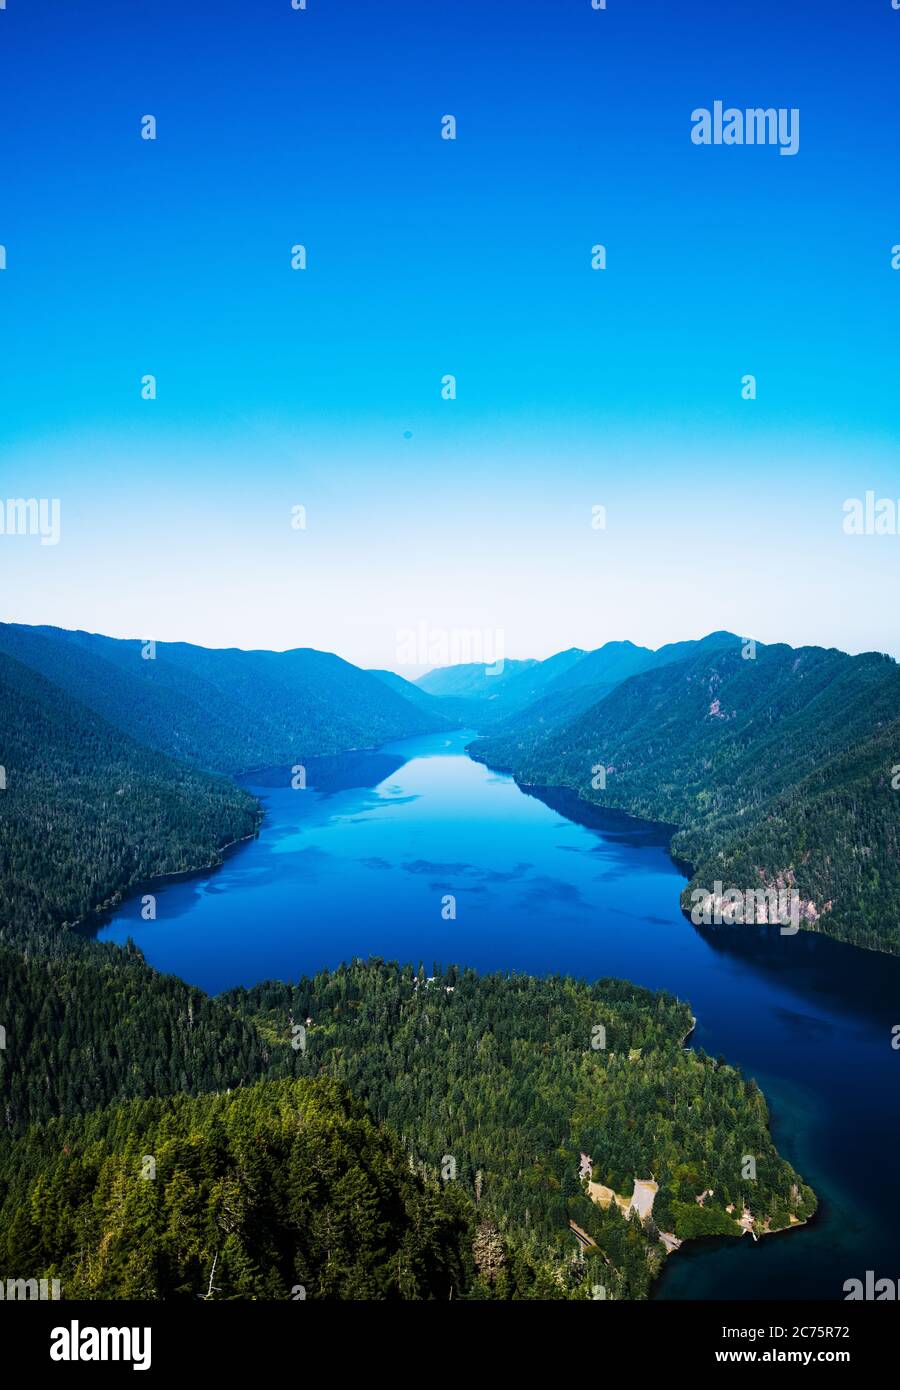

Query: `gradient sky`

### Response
(1, 0, 899, 670)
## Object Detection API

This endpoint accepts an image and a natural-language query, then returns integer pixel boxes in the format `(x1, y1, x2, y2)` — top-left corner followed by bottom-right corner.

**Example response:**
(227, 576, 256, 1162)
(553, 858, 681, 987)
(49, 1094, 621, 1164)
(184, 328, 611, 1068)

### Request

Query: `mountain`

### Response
(536, 639, 657, 698)
(651, 630, 747, 667)
(0, 624, 446, 776)
(367, 668, 455, 722)
(540, 631, 741, 701)
(411, 657, 546, 728)
(494, 647, 590, 703)
(0, 1075, 474, 1300)
(0, 621, 821, 1300)
(0, 958, 814, 1300)
(235, 960, 814, 1280)
(415, 657, 538, 701)
(415, 631, 741, 736)
(471, 641, 900, 954)
(0, 939, 271, 1129)
(0, 649, 259, 943)
(490, 631, 743, 740)
(469, 681, 618, 744)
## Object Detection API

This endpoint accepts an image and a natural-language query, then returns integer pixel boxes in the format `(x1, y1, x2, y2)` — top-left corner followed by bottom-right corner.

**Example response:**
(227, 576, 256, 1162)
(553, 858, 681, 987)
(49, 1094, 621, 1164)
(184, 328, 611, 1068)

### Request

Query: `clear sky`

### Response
(1, 0, 898, 670)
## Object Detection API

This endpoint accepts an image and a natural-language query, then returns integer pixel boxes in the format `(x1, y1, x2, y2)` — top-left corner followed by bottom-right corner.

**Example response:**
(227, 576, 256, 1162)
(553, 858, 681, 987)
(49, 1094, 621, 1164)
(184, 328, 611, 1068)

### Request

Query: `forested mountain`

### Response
(0, 650, 259, 942)
(416, 656, 538, 700)
(417, 631, 739, 734)
(687, 717, 900, 954)
(481, 647, 592, 707)
(367, 668, 454, 721)
(471, 641, 900, 953)
(0, 941, 267, 1131)
(415, 649, 604, 726)
(535, 639, 656, 698)
(0, 1077, 475, 1300)
(536, 631, 741, 705)
(413, 656, 540, 724)
(0, 957, 814, 1299)
(231, 960, 815, 1290)
(0, 623, 447, 776)
(481, 681, 615, 743)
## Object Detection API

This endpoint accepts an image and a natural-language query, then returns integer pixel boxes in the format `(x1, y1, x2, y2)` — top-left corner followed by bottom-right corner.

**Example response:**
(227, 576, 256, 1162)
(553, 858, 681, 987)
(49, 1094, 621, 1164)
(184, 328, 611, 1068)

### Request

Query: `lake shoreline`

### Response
(468, 746, 897, 963)
(72, 812, 264, 940)
(91, 729, 895, 1301)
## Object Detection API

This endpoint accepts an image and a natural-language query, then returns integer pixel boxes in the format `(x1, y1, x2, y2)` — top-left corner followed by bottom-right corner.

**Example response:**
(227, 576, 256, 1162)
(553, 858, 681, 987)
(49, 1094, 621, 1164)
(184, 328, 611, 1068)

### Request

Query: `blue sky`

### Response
(1, 0, 898, 668)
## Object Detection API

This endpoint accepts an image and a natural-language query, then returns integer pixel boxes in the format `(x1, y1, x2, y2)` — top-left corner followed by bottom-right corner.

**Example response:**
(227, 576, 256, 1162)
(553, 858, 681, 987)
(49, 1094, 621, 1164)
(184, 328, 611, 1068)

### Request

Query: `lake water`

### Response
(96, 729, 900, 1300)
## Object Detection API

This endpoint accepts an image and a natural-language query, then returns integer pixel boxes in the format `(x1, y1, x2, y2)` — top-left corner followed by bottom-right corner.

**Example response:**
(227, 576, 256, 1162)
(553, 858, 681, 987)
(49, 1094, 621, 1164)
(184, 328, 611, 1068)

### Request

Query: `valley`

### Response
(1, 622, 898, 1300)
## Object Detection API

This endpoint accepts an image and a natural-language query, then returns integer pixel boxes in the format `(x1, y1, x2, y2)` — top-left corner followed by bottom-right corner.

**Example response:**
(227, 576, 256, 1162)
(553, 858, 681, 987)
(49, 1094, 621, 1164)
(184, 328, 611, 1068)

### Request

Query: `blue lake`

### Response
(95, 729, 900, 1300)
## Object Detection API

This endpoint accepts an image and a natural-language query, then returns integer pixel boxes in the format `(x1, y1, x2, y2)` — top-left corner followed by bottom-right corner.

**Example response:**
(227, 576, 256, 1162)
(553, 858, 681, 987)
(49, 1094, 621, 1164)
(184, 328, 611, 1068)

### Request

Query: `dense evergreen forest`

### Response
(233, 962, 816, 1263)
(0, 1078, 476, 1300)
(0, 941, 267, 1131)
(0, 623, 449, 776)
(472, 642, 900, 954)
(0, 650, 260, 940)
(0, 956, 815, 1299)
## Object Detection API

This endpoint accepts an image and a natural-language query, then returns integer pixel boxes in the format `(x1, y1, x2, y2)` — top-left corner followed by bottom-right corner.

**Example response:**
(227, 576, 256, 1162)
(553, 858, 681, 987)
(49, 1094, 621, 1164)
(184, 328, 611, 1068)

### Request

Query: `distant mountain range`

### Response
(413, 631, 739, 730)
(367, 667, 451, 720)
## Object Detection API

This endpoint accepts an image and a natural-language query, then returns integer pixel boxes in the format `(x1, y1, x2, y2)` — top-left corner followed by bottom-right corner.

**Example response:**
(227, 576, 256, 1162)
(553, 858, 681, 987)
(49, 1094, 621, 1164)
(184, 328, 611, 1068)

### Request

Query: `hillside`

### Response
(0, 940, 270, 1131)
(0, 957, 814, 1300)
(414, 657, 541, 726)
(416, 656, 538, 701)
(368, 668, 455, 722)
(0, 1076, 475, 1300)
(471, 642, 900, 954)
(231, 959, 815, 1293)
(0, 624, 446, 776)
(417, 632, 740, 735)
(537, 639, 657, 698)
(0, 650, 260, 944)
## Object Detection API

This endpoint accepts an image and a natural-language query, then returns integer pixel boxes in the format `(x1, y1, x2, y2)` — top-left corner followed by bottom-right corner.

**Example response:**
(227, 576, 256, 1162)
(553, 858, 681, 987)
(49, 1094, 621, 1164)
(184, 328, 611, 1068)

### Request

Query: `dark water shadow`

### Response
(521, 784, 679, 851)
(241, 749, 406, 796)
(690, 915, 900, 1032)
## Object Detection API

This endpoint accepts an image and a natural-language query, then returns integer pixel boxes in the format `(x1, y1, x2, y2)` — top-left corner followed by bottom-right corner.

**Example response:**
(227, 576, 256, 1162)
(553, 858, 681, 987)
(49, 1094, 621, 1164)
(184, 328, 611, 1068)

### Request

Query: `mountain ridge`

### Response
(414, 630, 742, 733)
(470, 639, 900, 954)
(0, 623, 448, 776)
